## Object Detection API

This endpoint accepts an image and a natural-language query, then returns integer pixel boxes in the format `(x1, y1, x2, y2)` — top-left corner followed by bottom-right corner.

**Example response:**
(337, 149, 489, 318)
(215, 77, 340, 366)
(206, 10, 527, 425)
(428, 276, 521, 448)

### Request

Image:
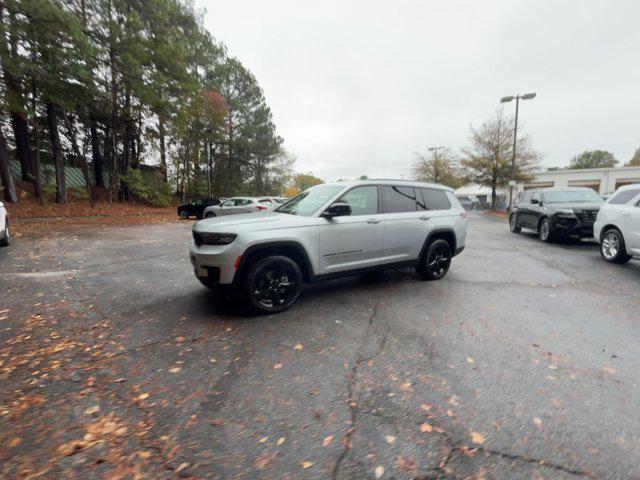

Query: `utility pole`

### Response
(500, 93, 536, 208)
(428, 146, 445, 184)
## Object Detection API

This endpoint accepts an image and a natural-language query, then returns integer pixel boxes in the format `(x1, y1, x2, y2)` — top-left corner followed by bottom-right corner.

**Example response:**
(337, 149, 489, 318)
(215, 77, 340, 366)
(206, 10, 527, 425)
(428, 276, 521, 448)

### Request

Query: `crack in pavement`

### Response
(331, 298, 387, 480)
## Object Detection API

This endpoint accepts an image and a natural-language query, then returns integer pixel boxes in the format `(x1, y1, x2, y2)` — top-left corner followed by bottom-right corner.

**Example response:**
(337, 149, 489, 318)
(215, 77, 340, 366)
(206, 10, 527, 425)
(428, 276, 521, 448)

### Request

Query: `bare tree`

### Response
(461, 109, 538, 209)
(412, 147, 464, 188)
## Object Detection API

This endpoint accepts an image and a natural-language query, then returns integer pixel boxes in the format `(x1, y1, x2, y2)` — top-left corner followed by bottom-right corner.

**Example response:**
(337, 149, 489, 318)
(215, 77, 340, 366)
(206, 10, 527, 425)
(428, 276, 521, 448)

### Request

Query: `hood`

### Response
(194, 211, 316, 233)
(545, 202, 602, 211)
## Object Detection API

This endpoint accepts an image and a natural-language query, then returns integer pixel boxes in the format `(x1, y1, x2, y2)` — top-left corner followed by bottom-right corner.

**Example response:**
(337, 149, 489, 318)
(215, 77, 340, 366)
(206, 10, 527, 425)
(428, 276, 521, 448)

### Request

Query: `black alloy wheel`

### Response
(179, 210, 188, 219)
(205, 212, 215, 218)
(0, 220, 9, 247)
(509, 213, 521, 233)
(245, 255, 302, 313)
(416, 239, 452, 280)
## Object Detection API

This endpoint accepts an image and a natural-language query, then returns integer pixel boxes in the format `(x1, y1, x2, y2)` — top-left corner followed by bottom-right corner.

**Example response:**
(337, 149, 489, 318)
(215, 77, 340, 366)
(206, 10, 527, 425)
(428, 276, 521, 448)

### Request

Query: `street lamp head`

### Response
(522, 92, 537, 100)
(500, 96, 514, 103)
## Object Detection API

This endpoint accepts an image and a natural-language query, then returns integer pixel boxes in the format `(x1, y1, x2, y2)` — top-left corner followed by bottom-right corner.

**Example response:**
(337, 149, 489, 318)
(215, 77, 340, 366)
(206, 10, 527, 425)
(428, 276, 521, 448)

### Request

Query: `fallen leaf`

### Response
(254, 452, 278, 470)
(294, 344, 303, 350)
(449, 395, 459, 406)
(211, 418, 224, 426)
(420, 403, 432, 412)
(397, 455, 416, 473)
(385, 435, 396, 444)
(323, 436, 334, 447)
(273, 363, 283, 370)
(492, 421, 501, 431)
(169, 367, 181, 373)
(470, 431, 485, 445)
(258, 437, 268, 443)
(176, 463, 189, 472)
(420, 422, 434, 433)
(84, 405, 100, 414)
(210, 357, 217, 363)
(8, 437, 22, 447)
(548, 364, 558, 370)
(466, 357, 475, 364)
(401, 382, 412, 391)
(301, 461, 314, 469)
(138, 451, 152, 459)
(533, 417, 542, 427)
(137, 393, 149, 401)
(277, 437, 285, 445)
(603, 365, 615, 375)
(374, 465, 385, 478)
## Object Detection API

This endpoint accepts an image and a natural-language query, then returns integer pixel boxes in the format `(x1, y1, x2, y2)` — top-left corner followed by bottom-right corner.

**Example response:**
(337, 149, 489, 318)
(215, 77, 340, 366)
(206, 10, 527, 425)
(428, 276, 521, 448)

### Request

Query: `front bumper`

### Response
(551, 215, 594, 238)
(189, 241, 244, 285)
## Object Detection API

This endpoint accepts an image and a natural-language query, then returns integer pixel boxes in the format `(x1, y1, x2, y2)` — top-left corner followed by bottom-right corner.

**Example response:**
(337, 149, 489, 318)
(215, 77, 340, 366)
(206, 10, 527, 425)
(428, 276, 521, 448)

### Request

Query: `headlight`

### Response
(555, 208, 575, 217)
(193, 232, 237, 246)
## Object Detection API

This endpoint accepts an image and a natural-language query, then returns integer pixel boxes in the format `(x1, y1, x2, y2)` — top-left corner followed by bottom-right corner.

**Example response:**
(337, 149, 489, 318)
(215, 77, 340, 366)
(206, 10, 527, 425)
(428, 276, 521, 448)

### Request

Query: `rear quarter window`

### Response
(609, 189, 640, 205)
(420, 188, 451, 210)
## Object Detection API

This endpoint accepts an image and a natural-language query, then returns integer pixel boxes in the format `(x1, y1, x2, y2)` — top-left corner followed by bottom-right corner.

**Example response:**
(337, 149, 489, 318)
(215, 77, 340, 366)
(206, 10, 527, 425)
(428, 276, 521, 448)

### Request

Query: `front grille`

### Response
(575, 210, 598, 223)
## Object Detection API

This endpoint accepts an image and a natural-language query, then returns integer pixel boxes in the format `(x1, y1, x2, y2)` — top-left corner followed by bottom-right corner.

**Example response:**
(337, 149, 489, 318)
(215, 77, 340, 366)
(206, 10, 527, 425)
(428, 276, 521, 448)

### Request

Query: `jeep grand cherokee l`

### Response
(509, 187, 603, 242)
(594, 184, 640, 263)
(190, 180, 469, 313)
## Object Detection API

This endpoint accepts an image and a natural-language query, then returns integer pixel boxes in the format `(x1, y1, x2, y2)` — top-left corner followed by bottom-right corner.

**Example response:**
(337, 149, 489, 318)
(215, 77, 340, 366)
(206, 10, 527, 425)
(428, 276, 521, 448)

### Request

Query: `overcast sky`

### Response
(197, 0, 640, 181)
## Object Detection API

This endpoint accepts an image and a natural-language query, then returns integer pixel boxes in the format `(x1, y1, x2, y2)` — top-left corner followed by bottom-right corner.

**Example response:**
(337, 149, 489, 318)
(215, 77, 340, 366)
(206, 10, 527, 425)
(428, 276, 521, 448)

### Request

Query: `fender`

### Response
(418, 228, 458, 260)
(233, 241, 315, 285)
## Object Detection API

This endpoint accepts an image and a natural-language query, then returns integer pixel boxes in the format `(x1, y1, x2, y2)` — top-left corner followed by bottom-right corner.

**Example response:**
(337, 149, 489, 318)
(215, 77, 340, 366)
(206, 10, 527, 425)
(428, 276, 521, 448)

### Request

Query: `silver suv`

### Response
(190, 180, 469, 313)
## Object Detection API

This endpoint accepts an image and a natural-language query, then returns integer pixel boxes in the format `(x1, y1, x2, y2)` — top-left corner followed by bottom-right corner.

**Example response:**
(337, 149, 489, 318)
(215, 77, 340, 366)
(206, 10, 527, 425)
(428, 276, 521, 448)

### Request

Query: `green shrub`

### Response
(119, 168, 172, 206)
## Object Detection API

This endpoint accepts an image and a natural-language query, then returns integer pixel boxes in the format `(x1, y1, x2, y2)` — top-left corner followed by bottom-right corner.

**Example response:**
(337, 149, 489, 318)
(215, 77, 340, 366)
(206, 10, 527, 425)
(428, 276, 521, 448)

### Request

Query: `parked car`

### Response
(177, 197, 222, 219)
(190, 180, 469, 313)
(456, 195, 479, 211)
(202, 197, 277, 217)
(509, 187, 603, 242)
(594, 184, 640, 263)
(0, 201, 8, 247)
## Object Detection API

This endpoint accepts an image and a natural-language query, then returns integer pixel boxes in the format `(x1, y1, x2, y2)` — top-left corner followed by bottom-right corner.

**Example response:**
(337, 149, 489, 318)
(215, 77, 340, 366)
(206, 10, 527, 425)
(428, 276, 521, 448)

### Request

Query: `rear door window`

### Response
(420, 188, 451, 210)
(609, 189, 640, 205)
(381, 186, 417, 213)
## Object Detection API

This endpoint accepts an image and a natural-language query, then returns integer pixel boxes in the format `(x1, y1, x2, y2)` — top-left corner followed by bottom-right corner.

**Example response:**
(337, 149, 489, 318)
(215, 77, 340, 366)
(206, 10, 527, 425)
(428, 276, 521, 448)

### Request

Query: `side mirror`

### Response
(531, 198, 540, 205)
(322, 202, 351, 218)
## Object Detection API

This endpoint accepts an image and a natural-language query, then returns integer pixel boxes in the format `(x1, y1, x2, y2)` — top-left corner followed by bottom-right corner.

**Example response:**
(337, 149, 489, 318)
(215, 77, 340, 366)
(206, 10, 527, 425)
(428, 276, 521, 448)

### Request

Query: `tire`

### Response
(416, 239, 452, 281)
(600, 228, 631, 264)
(179, 210, 188, 219)
(244, 255, 303, 314)
(509, 213, 521, 233)
(538, 218, 554, 243)
(205, 212, 215, 218)
(0, 220, 9, 247)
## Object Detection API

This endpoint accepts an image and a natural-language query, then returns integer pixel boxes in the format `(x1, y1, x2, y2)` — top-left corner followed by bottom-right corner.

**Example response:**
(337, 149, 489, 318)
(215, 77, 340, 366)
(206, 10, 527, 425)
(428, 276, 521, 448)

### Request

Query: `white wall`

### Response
(516, 167, 640, 195)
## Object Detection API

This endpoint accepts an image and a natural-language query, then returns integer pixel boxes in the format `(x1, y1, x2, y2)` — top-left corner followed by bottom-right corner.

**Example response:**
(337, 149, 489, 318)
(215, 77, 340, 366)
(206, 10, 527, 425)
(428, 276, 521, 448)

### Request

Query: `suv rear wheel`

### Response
(416, 239, 452, 280)
(601, 228, 631, 264)
(245, 255, 303, 313)
(179, 210, 188, 219)
(509, 213, 521, 233)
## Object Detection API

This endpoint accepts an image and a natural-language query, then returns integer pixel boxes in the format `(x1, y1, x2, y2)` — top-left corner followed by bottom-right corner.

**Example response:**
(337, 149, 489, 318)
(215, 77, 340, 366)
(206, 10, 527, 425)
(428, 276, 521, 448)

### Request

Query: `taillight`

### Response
(460, 212, 468, 219)
(255, 205, 268, 210)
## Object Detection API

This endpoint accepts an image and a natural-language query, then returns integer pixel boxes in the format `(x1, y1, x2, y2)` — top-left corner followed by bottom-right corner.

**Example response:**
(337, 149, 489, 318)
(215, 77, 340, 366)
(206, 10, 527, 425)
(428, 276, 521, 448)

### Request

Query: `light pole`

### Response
(500, 92, 536, 208)
(428, 146, 445, 183)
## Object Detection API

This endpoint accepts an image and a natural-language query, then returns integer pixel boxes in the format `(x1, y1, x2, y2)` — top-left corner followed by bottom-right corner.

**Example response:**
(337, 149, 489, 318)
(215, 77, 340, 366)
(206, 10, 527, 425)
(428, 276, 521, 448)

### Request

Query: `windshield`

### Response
(275, 185, 344, 216)
(543, 189, 603, 204)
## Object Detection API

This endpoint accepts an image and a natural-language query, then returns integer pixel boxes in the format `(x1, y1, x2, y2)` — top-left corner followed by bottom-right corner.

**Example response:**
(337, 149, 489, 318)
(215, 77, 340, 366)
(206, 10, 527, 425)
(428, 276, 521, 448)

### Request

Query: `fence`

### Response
(9, 160, 110, 188)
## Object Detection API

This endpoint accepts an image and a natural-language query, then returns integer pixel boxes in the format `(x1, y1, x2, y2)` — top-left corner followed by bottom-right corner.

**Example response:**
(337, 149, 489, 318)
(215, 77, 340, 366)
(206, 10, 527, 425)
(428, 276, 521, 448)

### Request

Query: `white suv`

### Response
(0, 201, 9, 247)
(594, 184, 640, 263)
(190, 180, 469, 313)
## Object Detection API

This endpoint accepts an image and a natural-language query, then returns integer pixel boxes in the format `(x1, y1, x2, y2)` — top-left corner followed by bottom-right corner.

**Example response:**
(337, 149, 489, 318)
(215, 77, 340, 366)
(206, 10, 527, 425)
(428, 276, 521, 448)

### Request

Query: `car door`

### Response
(617, 191, 640, 252)
(515, 191, 532, 226)
(378, 185, 426, 264)
(318, 185, 383, 274)
(528, 191, 543, 227)
(216, 199, 239, 216)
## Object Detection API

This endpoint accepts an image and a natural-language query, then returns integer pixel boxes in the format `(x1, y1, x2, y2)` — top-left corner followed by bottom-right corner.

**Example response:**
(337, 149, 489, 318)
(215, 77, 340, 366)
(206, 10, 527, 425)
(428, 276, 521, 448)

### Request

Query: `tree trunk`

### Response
(10, 113, 33, 182)
(90, 119, 105, 188)
(46, 101, 66, 204)
(158, 115, 167, 182)
(30, 82, 44, 203)
(64, 113, 94, 206)
(491, 181, 497, 209)
(0, 122, 17, 203)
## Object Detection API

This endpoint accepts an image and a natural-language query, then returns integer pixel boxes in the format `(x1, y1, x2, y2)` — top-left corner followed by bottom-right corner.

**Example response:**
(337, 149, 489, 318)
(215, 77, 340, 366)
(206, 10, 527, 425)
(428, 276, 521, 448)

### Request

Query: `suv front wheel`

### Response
(601, 228, 631, 264)
(416, 239, 452, 280)
(245, 255, 303, 313)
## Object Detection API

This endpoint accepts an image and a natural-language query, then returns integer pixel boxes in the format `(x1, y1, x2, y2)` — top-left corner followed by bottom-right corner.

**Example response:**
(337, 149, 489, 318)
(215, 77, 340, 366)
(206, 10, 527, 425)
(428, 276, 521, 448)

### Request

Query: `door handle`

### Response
(366, 219, 381, 224)
(419, 216, 430, 220)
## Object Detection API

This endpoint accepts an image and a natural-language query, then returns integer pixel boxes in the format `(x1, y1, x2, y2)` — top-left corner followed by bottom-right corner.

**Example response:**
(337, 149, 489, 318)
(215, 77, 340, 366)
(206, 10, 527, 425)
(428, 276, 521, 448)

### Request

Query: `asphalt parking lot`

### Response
(1, 213, 639, 479)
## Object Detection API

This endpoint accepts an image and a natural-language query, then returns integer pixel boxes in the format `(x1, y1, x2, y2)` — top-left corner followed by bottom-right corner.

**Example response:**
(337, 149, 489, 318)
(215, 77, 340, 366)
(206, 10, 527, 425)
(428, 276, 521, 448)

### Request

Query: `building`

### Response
(516, 166, 640, 195)
(454, 183, 507, 209)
